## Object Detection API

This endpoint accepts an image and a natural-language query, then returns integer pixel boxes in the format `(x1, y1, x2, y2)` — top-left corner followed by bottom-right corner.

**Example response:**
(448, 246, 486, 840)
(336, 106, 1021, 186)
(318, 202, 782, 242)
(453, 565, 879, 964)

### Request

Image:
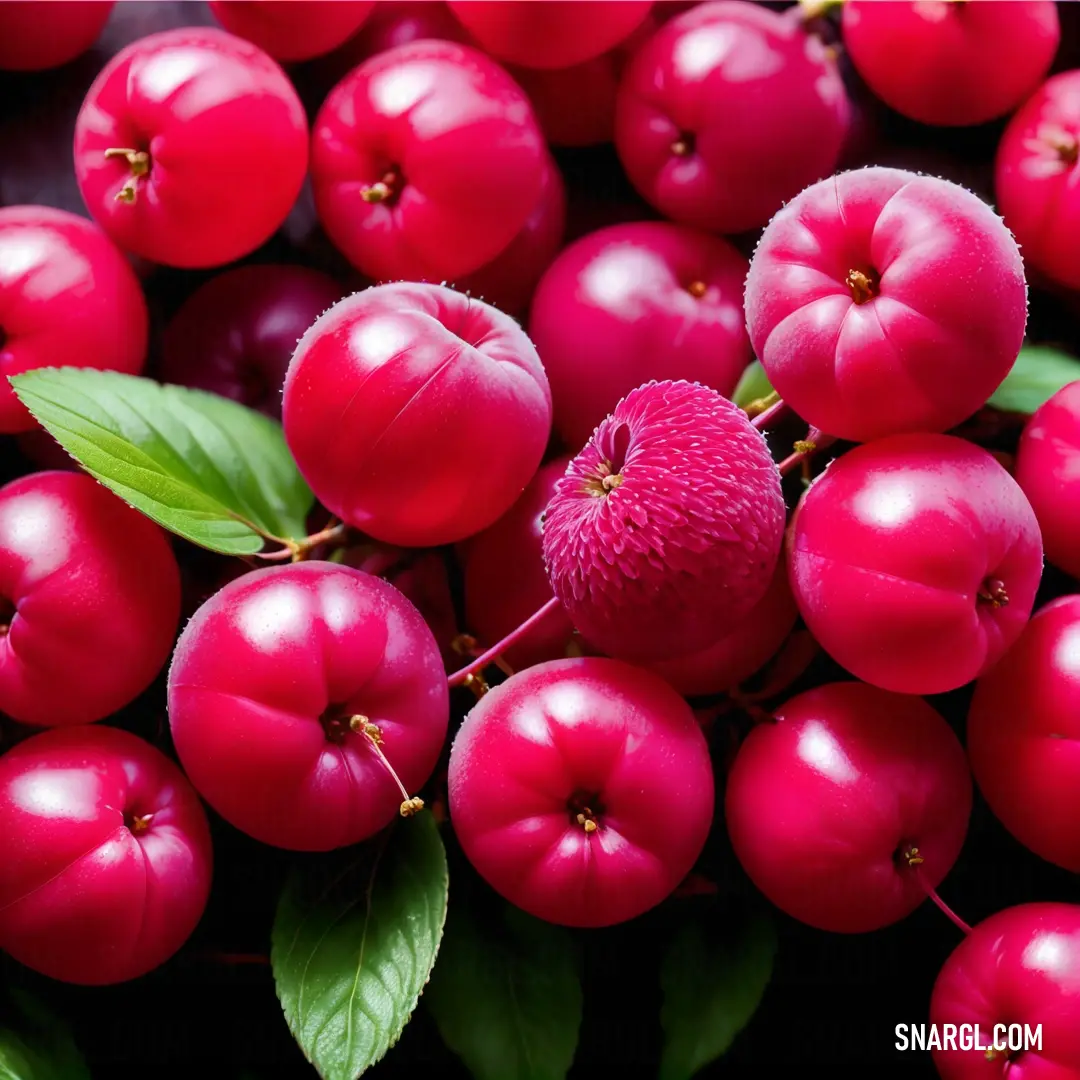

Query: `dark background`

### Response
(2, 3, 1080, 1078)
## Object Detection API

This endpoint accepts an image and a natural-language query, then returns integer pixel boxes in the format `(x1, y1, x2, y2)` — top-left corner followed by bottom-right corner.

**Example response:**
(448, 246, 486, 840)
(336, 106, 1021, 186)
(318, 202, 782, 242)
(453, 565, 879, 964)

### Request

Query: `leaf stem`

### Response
(447, 597, 562, 688)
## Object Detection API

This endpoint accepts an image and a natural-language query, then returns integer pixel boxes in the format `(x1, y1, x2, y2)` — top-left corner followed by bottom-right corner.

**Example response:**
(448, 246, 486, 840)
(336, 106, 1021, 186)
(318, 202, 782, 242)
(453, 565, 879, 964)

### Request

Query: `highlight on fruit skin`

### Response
(541, 378, 785, 664)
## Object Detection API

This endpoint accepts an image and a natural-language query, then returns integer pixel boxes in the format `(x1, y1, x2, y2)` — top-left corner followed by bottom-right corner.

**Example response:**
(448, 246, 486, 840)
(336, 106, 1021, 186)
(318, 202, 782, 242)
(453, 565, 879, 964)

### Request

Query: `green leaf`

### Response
(10, 367, 313, 556)
(987, 345, 1080, 415)
(271, 814, 449, 1080)
(732, 361, 774, 410)
(0, 989, 91, 1080)
(658, 910, 776, 1080)
(425, 902, 582, 1080)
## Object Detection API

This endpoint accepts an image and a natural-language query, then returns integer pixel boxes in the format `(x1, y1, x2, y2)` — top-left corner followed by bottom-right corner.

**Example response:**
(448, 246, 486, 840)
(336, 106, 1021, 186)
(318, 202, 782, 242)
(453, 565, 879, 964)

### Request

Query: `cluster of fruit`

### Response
(1, 1, 1080, 1076)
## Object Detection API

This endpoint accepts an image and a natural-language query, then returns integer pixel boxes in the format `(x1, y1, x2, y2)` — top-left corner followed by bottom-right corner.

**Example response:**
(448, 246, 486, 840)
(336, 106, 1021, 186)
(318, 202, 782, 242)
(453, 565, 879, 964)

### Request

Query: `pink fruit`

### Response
(968, 596, 1080, 872)
(745, 166, 1027, 442)
(448, 656, 714, 927)
(462, 455, 577, 672)
(0, 471, 180, 727)
(646, 556, 797, 698)
(842, 0, 1059, 127)
(0, 1, 113, 70)
(208, 0, 375, 61)
(167, 561, 448, 851)
(310, 39, 546, 283)
(614, 1, 848, 234)
(997, 71, 1080, 290)
(342, 0, 469, 56)
(0, 724, 212, 985)
(0, 205, 148, 433)
(725, 681, 972, 933)
(930, 903, 1080, 1079)
(74, 27, 309, 268)
(542, 379, 785, 663)
(283, 282, 552, 547)
(446, 0, 652, 70)
(451, 155, 566, 317)
(158, 264, 343, 420)
(1015, 381, 1080, 581)
(788, 433, 1043, 695)
(529, 222, 751, 451)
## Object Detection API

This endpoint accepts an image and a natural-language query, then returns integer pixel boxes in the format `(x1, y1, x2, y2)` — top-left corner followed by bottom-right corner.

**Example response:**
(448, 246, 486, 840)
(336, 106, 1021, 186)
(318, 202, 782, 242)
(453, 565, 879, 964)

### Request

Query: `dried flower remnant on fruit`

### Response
(978, 578, 1009, 608)
(103, 147, 150, 204)
(670, 133, 694, 157)
(360, 167, 403, 204)
(846, 267, 879, 305)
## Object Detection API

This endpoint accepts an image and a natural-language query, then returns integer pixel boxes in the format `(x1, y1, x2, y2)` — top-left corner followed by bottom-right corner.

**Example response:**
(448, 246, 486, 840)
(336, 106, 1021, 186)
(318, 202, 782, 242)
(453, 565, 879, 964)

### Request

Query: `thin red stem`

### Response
(751, 397, 789, 431)
(778, 428, 836, 476)
(917, 872, 973, 935)
(448, 597, 561, 688)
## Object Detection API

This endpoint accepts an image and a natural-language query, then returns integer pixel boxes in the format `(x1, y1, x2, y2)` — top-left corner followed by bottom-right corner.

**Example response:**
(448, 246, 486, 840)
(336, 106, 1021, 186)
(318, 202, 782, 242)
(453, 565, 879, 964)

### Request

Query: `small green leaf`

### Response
(658, 910, 776, 1080)
(425, 902, 582, 1080)
(732, 361, 774, 410)
(0, 989, 91, 1080)
(271, 814, 449, 1080)
(10, 368, 313, 556)
(987, 345, 1080, 415)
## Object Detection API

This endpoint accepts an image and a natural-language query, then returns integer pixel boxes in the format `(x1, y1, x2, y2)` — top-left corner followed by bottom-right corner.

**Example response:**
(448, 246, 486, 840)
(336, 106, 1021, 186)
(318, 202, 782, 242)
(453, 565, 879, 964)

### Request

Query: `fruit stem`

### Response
(256, 521, 348, 562)
(778, 428, 835, 476)
(902, 846, 972, 934)
(350, 715, 425, 817)
(103, 147, 150, 204)
(749, 394, 786, 428)
(447, 596, 562, 688)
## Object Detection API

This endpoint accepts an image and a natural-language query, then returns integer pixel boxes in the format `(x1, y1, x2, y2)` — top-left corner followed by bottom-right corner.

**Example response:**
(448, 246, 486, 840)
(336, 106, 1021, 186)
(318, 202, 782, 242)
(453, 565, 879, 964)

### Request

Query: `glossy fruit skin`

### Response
(529, 222, 751, 451)
(310, 39, 546, 283)
(0, 724, 212, 985)
(452, 155, 566, 318)
(726, 682, 972, 934)
(158, 264, 342, 420)
(208, 0, 375, 61)
(0, 1, 113, 71)
(447, 0, 652, 70)
(283, 282, 552, 547)
(462, 456, 577, 671)
(542, 379, 785, 663)
(788, 434, 1043, 696)
(968, 596, 1080, 872)
(647, 556, 797, 698)
(1015, 382, 1080, 581)
(746, 166, 1027, 443)
(842, 1, 1059, 127)
(930, 903, 1080, 1079)
(74, 27, 309, 269)
(0, 471, 180, 727)
(343, 0, 469, 56)
(0, 205, 148, 433)
(615, 1, 848, 234)
(448, 657, 714, 927)
(997, 72, 1080, 291)
(168, 562, 448, 851)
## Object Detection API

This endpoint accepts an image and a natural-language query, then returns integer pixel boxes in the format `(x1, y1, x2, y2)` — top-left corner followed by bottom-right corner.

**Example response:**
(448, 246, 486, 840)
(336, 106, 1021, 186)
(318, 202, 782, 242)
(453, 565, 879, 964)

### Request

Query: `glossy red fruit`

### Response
(997, 72, 1080, 291)
(462, 456, 577, 671)
(968, 596, 1080, 872)
(73, 27, 309, 269)
(0, 471, 180, 727)
(448, 657, 714, 927)
(507, 17, 656, 147)
(0, 1, 113, 71)
(930, 903, 1080, 1079)
(0, 205, 148, 434)
(788, 433, 1043, 695)
(726, 681, 972, 934)
(842, 1, 1059, 127)
(1015, 381, 1080, 581)
(158, 264, 342, 420)
(447, 0, 652, 70)
(746, 167, 1027, 443)
(310, 39, 546, 283)
(543, 380, 785, 663)
(0, 724, 211, 985)
(452, 155, 566, 317)
(530, 222, 750, 451)
(342, 0, 469, 56)
(647, 556, 797, 698)
(208, 0, 375, 61)
(167, 562, 448, 851)
(615, 1, 848, 234)
(283, 282, 552, 547)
